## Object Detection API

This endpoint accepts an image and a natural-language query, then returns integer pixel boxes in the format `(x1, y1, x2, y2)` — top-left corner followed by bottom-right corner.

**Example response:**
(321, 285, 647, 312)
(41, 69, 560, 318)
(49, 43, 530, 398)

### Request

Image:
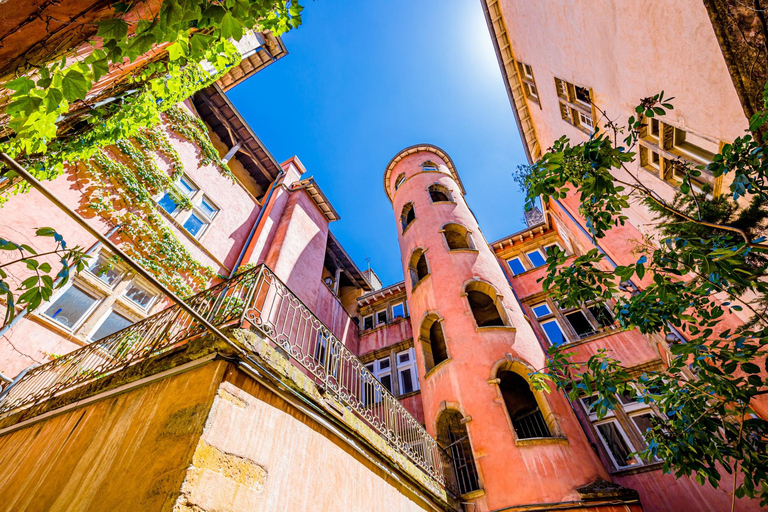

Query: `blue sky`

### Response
(229, 0, 528, 285)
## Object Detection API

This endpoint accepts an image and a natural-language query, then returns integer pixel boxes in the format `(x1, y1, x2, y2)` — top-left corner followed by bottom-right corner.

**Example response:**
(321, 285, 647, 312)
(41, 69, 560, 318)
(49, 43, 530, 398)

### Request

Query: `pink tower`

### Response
(384, 145, 627, 511)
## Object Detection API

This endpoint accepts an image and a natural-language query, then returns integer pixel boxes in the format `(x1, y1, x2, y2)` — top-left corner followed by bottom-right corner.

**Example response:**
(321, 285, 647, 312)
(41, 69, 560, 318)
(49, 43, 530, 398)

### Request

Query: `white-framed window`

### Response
(36, 249, 159, 346)
(526, 249, 547, 268)
(507, 257, 526, 276)
(362, 314, 374, 331)
(593, 418, 642, 470)
(391, 302, 405, 320)
(531, 302, 552, 318)
(394, 172, 406, 190)
(376, 309, 387, 326)
(42, 284, 101, 332)
(577, 110, 594, 130)
(581, 391, 661, 470)
(158, 175, 198, 215)
(183, 195, 219, 239)
(396, 348, 420, 394)
(528, 298, 615, 346)
(86, 255, 122, 288)
(89, 308, 134, 342)
(123, 281, 158, 311)
(366, 357, 393, 393)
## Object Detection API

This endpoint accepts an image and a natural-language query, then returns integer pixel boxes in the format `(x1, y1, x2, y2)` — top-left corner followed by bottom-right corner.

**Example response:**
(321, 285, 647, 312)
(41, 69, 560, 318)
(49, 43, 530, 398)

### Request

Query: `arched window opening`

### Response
(408, 248, 429, 288)
(401, 203, 416, 232)
(421, 160, 438, 171)
(420, 315, 449, 372)
(394, 172, 406, 190)
(499, 371, 552, 439)
(428, 184, 453, 203)
(465, 281, 507, 327)
(443, 223, 473, 250)
(437, 410, 481, 496)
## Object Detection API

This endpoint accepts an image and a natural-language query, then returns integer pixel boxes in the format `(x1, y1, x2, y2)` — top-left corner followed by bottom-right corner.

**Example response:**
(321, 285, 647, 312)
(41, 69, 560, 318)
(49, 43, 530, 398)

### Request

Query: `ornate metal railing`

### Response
(0, 265, 445, 486)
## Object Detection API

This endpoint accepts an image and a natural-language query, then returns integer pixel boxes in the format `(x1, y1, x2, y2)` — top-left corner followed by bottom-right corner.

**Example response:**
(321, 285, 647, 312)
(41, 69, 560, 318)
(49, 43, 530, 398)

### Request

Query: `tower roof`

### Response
(383, 144, 466, 202)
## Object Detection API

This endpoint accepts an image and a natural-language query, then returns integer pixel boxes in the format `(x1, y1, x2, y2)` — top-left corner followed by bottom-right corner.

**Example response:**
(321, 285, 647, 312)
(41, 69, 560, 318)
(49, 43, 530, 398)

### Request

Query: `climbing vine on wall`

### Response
(76, 106, 243, 297)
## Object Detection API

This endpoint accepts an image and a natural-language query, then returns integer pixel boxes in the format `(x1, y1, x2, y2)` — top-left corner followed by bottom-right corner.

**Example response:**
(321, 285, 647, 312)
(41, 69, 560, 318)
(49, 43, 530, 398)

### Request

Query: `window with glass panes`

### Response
(38, 250, 158, 342)
(554, 77, 594, 133)
(528, 298, 615, 345)
(507, 257, 526, 276)
(396, 348, 419, 394)
(581, 389, 662, 470)
(638, 118, 722, 194)
(157, 175, 219, 239)
(517, 61, 539, 103)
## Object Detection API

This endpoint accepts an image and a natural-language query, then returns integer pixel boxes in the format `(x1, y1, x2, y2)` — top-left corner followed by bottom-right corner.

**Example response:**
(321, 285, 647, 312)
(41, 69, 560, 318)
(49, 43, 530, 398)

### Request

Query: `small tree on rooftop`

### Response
(518, 84, 768, 507)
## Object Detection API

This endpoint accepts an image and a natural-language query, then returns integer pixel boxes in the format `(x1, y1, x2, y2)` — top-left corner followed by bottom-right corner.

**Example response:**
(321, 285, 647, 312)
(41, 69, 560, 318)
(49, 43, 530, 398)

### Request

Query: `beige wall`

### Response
(498, 0, 747, 241)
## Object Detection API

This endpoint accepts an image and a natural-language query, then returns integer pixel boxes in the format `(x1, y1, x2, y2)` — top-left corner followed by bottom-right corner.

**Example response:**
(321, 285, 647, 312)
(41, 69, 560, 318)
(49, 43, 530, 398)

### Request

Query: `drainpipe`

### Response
(229, 170, 284, 277)
(0, 223, 124, 390)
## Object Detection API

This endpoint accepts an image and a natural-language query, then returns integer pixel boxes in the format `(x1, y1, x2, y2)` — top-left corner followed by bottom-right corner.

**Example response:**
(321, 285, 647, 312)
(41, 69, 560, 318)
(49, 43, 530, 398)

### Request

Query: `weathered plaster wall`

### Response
(314, 281, 359, 351)
(0, 361, 225, 512)
(174, 365, 441, 512)
(359, 318, 414, 356)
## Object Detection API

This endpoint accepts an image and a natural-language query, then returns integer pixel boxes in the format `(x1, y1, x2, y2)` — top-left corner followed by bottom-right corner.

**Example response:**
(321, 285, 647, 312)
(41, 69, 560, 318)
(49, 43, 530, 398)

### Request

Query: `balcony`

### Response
(0, 265, 447, 493)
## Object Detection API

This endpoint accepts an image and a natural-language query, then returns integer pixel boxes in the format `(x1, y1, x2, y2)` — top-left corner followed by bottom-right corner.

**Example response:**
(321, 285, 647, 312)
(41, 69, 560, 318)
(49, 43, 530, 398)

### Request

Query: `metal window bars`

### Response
(513, 408, 552, 439)
(0, 265, 445, 486)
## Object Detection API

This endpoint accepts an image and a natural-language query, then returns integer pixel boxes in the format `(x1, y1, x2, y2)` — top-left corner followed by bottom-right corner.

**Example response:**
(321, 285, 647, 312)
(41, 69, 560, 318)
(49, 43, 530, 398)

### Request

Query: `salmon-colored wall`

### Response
(387, 147, 611, 511)
(315, 282, 359, 351)
(358, 318, 413, 356)
(0, 104, 262, 379)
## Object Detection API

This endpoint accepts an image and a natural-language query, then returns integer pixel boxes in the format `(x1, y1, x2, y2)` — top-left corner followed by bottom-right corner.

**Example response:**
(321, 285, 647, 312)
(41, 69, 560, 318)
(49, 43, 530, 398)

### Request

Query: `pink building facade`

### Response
(0, 1, 764, 510)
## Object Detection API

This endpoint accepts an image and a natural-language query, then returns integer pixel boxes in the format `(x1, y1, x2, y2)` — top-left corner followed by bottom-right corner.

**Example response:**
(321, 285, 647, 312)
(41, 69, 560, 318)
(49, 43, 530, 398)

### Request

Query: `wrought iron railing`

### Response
(0, 265, 445, 486)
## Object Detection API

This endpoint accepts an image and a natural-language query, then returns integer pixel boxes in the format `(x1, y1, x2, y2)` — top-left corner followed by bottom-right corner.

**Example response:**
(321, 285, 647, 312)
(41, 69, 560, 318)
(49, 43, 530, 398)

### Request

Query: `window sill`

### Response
(411, 275, 429, 294)
(476, 325, 516, 333)
(448, 248, 479, 254)
(397, 389, 421, 400)
(461, 489, 485, 500)
(611, 461, 663, 476)
(424, 358, 452, 379)
(553, 326, 622, 349)
(401, 222, 416, 236)
(516, 436, 568, 447)
(430, 200, 455, 206)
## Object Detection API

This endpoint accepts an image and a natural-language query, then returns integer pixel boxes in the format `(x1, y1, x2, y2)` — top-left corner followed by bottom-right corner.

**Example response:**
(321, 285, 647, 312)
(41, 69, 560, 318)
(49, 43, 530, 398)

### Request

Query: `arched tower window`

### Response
(419, 314, 449, 372)
(428, 184, 453, 203)
(408, 248, 430, 288)
(401, 203, 416, 232)
(437, 410, 481, 496)
(464, 281, 508, 327)
(498, 370, 552, 439)
(442, 223, 474, 250)
(421, 160, 438, 171)
(394, 172, 406, 190)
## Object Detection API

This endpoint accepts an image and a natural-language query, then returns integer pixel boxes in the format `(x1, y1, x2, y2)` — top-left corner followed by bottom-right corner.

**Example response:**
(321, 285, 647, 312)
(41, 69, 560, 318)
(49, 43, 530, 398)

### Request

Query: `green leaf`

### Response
(43, 88, 64, 112)
(159, 2, 185, 27)
(4, 76, 35, 95)
(96, 19, 129, 41)
(61, 69, 90, 102)
(220, 12, 244, 41)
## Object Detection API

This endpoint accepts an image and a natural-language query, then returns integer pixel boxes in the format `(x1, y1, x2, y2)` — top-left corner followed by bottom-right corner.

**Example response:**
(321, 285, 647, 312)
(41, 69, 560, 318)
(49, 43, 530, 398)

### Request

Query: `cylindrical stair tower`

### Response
(384, 144, 615, 511)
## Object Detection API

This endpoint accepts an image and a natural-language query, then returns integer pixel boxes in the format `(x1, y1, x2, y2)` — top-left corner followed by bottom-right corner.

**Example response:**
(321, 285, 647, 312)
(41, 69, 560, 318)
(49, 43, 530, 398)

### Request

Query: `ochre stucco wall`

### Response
(0, 361, 226, 512)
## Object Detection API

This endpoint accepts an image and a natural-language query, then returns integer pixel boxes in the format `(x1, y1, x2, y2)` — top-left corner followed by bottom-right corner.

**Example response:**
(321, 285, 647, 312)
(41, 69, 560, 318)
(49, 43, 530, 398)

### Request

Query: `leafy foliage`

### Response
(521, 87, 768, 505)
(0, 229, 88, 326)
